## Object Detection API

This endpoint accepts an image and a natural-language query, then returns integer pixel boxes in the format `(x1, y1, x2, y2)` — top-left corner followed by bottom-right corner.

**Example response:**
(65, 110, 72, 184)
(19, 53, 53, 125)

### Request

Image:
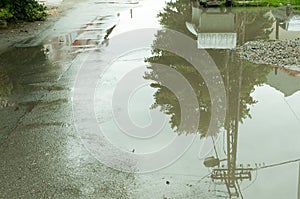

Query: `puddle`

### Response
(92, 2, 300, 198)
(271, 7, 300, 40)
(0, 45, 71, 141)
(0, 0, 299, 198)
(23, 122, 70, 129)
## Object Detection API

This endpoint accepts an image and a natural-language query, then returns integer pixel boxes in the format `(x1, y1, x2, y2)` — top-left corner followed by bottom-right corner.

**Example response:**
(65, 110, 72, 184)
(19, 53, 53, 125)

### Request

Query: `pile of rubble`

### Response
(237, 38, 300, 68)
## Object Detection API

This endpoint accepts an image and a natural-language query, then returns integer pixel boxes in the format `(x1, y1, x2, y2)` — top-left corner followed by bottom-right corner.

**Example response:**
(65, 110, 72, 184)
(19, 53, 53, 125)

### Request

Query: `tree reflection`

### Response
(234, 8, 274, 44)
(145, 53, 211, 135)
(0, 66, 13, 97)
(145, 2, 274, 136)
(0, 46, 49, 98)
(157, 0, 193, 36)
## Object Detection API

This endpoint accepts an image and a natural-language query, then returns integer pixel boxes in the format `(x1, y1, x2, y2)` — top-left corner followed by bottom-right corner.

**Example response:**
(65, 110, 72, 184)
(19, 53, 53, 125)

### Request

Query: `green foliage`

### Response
(0, 7, 13, 19)
(234, 0, 300, 7)
(0, 0, 46, 21)
(294, 5, 300, 9)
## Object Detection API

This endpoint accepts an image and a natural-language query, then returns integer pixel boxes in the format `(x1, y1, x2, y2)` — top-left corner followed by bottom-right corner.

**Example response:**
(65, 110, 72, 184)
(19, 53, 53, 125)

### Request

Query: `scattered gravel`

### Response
(237, 38, 300, 68)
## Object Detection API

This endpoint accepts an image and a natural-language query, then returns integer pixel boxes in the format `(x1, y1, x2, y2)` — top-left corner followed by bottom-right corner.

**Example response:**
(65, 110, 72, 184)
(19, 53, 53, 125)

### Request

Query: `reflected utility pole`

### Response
(209, 52, 253, 198)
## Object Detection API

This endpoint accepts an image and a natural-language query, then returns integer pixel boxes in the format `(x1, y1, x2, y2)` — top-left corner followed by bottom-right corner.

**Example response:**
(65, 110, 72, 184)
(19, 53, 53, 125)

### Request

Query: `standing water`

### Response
(0, 0, 300, 198)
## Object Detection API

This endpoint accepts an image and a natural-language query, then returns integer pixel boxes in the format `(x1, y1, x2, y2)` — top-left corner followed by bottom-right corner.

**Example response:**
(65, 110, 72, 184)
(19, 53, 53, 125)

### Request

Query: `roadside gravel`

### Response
(237, 38, 300, 69)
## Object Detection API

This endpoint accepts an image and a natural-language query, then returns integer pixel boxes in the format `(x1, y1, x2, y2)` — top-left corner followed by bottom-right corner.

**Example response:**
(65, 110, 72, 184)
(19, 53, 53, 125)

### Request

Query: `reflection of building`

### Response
(272, 6, 300, 31)
(186, 7, 236, 49)
(267, 67, 300, 97)
(272, 7, 300, 39)
(285, 15, 300, 31)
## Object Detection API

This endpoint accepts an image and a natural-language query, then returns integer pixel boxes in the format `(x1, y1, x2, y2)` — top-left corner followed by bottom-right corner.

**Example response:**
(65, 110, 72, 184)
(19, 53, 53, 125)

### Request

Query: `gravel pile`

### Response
(237, 38, 300, 68)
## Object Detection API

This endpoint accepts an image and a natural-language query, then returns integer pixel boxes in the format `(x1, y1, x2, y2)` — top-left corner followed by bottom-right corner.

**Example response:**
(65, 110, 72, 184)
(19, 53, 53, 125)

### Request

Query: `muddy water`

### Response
(0, 0, 300, 198)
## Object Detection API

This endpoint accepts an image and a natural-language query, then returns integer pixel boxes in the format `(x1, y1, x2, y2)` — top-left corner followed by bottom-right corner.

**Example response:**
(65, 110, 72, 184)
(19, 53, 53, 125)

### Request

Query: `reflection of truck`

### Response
(186, 7, 236, 49)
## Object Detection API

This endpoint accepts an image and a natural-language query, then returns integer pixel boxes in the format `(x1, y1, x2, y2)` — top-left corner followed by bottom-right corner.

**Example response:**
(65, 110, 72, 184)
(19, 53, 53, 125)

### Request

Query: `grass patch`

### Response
(233, 0, 300, 7)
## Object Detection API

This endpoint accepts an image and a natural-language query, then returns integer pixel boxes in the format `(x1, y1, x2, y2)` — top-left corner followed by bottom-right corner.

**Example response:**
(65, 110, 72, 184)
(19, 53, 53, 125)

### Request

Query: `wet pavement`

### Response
(0, 0, 300, 198)
(0, 0, 138, 198)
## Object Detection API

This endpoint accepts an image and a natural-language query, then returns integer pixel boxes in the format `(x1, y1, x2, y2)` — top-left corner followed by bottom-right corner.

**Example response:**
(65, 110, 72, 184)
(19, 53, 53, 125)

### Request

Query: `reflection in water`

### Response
(272, 5, 300, 32)
(271, 6, 300, 40)
(146, 3, 273, 136)
(0, 46, 69, 142)
(187, 7, 237, 49)
(185, 5, 274, 49)
(145, 49, 271, 197)
(0, 46, 50, 89)
(43, 15, 119, 62)
(285, 15, 300, 31)
(267, 67, 300, 97)
(0, 65, 13, 109)
(0, 66, 13, 97)
(146, 0, 299, 198)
